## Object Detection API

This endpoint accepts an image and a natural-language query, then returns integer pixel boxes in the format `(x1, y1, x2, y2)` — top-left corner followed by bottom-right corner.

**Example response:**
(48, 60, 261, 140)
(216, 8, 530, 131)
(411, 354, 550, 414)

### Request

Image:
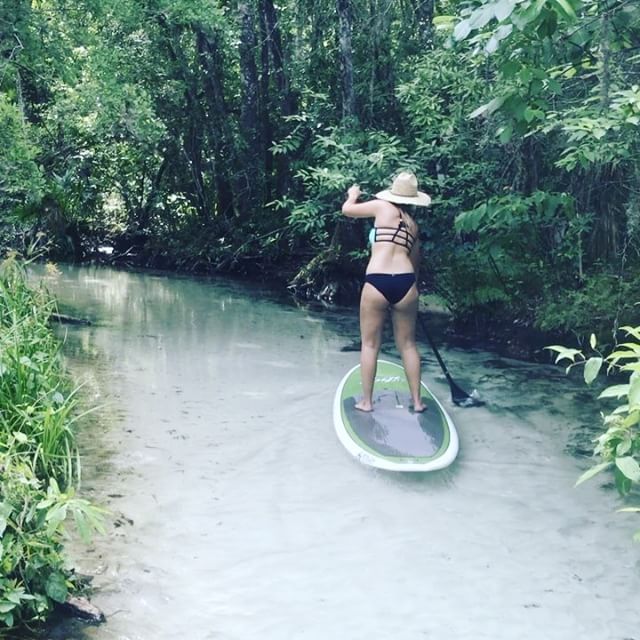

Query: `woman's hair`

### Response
(398, 206, 419, 235)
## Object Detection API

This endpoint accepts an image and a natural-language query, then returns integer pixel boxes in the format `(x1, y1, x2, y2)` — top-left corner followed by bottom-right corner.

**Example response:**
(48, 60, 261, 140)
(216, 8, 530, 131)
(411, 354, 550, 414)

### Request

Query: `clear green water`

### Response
(37, 265, 639, 640)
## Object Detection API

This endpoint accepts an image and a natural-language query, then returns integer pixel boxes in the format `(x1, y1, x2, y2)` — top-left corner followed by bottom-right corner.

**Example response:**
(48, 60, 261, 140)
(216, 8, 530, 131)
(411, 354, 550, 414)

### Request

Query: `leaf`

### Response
(575, 461, 612, 486)
(553, 0, 577, 20)
(598, 384, 630, 399)
(498, 124, 514, 143)
(584, 357, 603, 384)
(620, 325, 640, 341)
(469, 5, 495, 30)
(616, 439, 632, 456)
(617, 507, 640, 513)
(485, 36, 500, 54)
(590, 333, 597, 349)
(453, 19, 472, 41)
(494, 0, 513, 21)
(45, 571, 68, 604)
(615, 469, 632, 495)
(512, 7, 535, 29)
(469, 96, 505, 119)
(12, 431, 28, 444)
(629, 374, 640, 407)
(545, 345, 582, 364)
(501, 61, 520, 78)
(615, 456, 640, 482)
(495, 23, 513, 40)
(73, 510, 91, 544)
(622, 411, 640, 428)
(433, 15, 455, 26)
(0, 503, 12, 520)
(612, 404, 630, 415)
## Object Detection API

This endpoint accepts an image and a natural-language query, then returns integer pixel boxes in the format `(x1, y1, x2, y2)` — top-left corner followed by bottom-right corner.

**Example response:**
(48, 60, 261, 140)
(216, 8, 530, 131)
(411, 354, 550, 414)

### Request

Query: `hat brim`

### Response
(375, 190, 432, 207)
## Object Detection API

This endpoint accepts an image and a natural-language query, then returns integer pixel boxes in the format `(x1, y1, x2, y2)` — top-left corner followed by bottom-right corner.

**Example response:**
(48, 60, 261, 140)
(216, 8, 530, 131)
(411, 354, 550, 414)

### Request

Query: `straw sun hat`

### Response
(375, 171, 431, 207)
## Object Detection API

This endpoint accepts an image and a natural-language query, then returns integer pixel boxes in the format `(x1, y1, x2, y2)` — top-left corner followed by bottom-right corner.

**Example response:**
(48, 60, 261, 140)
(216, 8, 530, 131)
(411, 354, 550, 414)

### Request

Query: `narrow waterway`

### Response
(41, 265, 639, 640)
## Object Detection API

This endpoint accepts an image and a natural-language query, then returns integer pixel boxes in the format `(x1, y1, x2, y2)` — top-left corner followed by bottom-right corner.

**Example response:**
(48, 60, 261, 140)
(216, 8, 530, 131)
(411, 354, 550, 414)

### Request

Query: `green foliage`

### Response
(0, 255, 105, 631)
(1, 0, 640, 338)
(548, 324, 640, 539)
(0, 460, 105, 628)
(0, 255, 80, 486)
(537, 271, 640, 338)
(442, 190, 588, 323)
(276, 126, 412, 246)
(0, 96, 44, 212)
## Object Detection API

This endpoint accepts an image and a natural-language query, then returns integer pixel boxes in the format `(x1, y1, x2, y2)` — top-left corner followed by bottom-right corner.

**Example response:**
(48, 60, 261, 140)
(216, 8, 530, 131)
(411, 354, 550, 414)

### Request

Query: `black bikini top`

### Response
(370, 216, 417, 252)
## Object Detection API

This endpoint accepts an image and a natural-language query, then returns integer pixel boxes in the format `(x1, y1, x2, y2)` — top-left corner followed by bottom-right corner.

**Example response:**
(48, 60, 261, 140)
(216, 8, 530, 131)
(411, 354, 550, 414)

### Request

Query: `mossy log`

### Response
(61, 595, 105, 623)
(50, 313, 92, 326)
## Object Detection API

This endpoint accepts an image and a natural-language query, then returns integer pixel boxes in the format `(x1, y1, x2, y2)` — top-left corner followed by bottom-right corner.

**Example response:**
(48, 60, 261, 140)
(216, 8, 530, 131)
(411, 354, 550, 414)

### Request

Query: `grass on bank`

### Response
(0, 253, 105, 631)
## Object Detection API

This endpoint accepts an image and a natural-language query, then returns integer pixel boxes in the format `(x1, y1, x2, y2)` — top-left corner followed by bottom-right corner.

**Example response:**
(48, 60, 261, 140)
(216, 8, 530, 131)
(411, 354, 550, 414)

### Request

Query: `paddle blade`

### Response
(449, 378, 485, 407)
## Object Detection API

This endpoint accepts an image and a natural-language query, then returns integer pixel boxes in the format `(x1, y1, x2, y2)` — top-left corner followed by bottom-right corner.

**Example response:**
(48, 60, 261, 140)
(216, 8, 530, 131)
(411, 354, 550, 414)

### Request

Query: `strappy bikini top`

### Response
(368, 219, 417, 252)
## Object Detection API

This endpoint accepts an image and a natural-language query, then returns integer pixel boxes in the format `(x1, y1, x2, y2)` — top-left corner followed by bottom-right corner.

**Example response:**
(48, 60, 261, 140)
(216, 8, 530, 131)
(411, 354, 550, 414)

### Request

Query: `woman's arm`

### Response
(341, 185, 384, 218)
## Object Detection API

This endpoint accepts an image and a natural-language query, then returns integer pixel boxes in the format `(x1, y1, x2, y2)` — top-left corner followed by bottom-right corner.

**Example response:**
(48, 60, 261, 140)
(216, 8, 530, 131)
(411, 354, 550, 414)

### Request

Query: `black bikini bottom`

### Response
(364, 273, 416, 305)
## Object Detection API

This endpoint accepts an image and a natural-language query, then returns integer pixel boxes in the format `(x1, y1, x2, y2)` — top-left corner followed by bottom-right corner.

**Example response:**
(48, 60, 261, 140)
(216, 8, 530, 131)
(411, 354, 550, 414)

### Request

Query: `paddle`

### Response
(417, 313, 484, 407)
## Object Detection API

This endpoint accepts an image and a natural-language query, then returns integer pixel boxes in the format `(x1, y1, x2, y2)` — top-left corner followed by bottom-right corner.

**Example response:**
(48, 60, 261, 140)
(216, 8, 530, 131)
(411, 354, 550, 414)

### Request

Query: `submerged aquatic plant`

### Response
(548, 329, 640, 540)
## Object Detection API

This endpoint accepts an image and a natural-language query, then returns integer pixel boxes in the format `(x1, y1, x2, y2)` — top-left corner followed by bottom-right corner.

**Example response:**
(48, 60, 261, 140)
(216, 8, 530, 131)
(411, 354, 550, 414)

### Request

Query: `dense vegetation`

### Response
(550, 329, 640, 539)
(0, 254, 104, 631)
(1, 0, 639, 342)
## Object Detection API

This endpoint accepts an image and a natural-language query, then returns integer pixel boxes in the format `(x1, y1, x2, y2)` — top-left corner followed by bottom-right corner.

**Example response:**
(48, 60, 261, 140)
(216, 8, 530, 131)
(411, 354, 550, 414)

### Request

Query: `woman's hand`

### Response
(347, 184, 361, 201)
(342, 182, 379, 217)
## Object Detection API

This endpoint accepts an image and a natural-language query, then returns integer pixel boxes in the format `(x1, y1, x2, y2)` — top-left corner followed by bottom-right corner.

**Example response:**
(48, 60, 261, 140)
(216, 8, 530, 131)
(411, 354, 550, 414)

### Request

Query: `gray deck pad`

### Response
(343, 391, 445, 459)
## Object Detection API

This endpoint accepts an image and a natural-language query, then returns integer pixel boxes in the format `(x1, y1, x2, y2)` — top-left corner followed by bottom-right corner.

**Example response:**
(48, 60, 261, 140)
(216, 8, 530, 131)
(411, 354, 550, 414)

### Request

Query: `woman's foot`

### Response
(411, 401, 427, 413)
(355, 400, 373, 413)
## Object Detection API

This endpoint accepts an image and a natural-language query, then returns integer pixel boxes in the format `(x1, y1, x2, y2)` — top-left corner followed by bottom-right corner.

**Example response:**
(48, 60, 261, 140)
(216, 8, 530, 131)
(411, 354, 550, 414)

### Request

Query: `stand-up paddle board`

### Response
(333, 359, 459, 471)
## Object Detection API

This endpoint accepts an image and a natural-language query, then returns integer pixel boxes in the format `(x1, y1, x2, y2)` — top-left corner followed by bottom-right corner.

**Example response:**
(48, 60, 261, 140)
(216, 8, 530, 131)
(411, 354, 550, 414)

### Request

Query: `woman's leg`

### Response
(391, 285, 426, 412)
(356, 283, 388, 412)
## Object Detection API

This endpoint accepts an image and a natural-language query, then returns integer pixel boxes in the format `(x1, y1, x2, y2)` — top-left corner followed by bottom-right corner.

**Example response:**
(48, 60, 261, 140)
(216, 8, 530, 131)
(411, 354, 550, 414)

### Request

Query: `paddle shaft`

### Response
(417, 314, 453, 380)
(416, 313, 478, 405)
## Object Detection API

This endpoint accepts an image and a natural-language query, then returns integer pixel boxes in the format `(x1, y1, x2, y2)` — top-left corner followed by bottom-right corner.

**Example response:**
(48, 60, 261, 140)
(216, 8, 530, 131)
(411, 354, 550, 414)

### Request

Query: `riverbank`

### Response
(0, 255, 104, 634)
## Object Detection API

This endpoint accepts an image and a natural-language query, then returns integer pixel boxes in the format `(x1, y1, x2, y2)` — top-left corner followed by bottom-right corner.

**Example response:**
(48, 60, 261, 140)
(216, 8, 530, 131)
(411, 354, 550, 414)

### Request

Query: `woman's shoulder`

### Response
(374, 200, 403, 225)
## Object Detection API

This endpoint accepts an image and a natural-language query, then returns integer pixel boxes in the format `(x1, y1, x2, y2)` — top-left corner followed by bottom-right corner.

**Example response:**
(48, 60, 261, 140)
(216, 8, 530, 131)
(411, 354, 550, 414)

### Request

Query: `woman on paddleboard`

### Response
(342, 171, 431, 413)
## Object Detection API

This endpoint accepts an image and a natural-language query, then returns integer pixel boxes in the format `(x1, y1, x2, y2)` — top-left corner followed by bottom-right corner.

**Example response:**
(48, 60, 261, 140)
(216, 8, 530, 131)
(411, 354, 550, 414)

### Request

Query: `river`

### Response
(40, 264, 639, 640)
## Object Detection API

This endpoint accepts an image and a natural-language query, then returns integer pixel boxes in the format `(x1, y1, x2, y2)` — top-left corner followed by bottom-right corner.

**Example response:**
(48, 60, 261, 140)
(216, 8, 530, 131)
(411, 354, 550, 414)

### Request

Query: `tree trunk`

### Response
(258, 1, 274, 203)
(195, 25, 242, 219)
(238, 0, 263, 212)
(259, 0, 297, 201)
(156, 14, 210, 221)
(336, 0, 356, 122)
(598, 2, 611, 111)
(368, 0, 397, 126)
(413, 0, 435, 48)
(261, 0, 296, 117)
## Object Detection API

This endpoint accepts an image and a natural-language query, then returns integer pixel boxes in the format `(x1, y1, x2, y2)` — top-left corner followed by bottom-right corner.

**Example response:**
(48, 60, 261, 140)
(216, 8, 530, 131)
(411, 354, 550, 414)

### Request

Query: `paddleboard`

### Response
(333, 359, 459, 472)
